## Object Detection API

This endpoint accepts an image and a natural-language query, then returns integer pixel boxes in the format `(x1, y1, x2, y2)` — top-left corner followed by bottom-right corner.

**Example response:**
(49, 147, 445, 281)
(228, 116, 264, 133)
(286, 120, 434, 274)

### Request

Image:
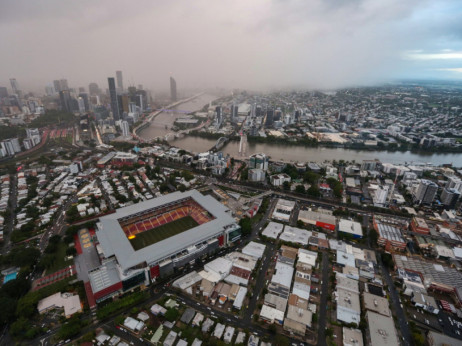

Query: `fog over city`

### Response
(1, 0, 462, 92)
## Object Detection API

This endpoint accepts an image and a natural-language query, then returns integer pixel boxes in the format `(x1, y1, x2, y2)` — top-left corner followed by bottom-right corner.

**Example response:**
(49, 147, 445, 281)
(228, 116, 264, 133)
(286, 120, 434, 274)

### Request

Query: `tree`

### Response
(333, 184, 343, 198)
(66, 247, 77, 256)
(239, 218, 252, 237)
(307, 185, 321, 198)
(16, 291, 40, 319)
(274, 335, 289, 346)
(58, 317, 81, 340)
(303, 171, 319, 184)
(66, 205, 80, 223)
(0, 296, 16, 324)
(283, 181, 291, 191)
(295, 185, 305, 194)
(164, 308, 179, 322)
(412, 332, 425, 345)
(9, 317, 30, 337)
(1, 277, 30, 300)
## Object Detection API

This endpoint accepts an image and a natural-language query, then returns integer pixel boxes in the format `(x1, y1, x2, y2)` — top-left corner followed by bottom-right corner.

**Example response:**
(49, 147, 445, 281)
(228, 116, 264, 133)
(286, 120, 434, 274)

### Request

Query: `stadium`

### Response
(119, 196, 216, 251)
(88, 190, 240, 302)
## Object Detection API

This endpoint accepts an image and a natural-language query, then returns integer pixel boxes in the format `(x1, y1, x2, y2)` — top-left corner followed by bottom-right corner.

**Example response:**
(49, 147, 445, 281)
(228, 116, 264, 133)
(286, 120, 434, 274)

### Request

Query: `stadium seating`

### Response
(121, 198, 214, 237)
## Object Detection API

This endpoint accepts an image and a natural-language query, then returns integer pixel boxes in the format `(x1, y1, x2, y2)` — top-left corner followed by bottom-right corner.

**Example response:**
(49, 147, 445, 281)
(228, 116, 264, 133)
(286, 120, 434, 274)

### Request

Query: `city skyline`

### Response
(1, 0, 462, 93)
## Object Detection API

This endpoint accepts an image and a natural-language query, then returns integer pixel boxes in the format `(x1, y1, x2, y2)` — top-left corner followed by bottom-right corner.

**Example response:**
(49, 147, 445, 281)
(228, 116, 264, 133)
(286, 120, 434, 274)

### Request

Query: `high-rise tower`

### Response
(170, 77, 177, 102)
(108, 77, 121, 120)
(116, 71, 124, 93)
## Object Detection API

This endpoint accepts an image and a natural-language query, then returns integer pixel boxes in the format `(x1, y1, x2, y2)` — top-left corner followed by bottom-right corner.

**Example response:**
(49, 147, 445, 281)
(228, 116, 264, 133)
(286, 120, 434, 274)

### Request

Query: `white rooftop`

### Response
(366, 311, 399, 346)
(272, 261, 294, 289)
(339, 219, 363, 237)
(337, 250, 356, 268)
(262, 222, 284, 239)
(260, 304, 285, 323)
(37, 292, 82, 317)
(297, 248, 318, 267)
(280, 226, 311, 245)
(242, 241, 266, 259)
(204, 257, 233, 280)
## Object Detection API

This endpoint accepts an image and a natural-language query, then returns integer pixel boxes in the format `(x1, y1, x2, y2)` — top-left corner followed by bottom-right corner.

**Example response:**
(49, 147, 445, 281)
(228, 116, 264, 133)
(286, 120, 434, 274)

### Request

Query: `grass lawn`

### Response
(45, 242, 73, 275)
(130, 216, 199, 251)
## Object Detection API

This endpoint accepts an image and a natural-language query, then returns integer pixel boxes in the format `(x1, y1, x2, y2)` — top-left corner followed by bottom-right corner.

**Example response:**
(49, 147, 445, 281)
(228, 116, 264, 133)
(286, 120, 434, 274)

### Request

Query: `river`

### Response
(140, 93, 217, 139)
(140, 94, 462, 166)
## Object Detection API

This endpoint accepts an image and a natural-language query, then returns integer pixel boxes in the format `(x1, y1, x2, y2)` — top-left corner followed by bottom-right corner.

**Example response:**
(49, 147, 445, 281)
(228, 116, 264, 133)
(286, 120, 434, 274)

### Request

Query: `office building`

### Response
(116, 70, 124, 93)
(59, 90, 73, 113)
(413, 179, 438, 205)
(53, 80, 62, 93)
(0, 87, 8, 98)
(231, 105, 238, 122)
(9, 78, 20, 95)
(77, 97, 86, 113)
(60, 79, 69, 91)
(108, 77, 121, 120)
(1, 138, 21, 156)
(265, 109, 274, 127)
(373, 186, 389, 207)
(248, 169, 266, 182)
(45, 85, 54, 96)
(121, 120, 130, 137)
(440, 187, 460, 209)
(78, 93, 90, 112)
(89, 83, 100, 96)
(26, 128, 41, 146)
(170, 77, 177, 102)
(446, 176, 462, 193)
(249, 153, 269, 171)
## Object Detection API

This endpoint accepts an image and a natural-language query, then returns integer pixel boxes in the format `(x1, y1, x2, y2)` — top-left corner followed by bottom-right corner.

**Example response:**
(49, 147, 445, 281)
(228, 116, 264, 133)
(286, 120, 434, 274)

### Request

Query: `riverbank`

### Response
(168, 135, 462, 166)
(186, 131, 462, 155)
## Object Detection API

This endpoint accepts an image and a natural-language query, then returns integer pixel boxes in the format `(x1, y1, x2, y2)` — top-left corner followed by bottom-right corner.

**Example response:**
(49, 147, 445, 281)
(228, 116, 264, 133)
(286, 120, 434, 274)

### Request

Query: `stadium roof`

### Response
(96, 190, 237, 272)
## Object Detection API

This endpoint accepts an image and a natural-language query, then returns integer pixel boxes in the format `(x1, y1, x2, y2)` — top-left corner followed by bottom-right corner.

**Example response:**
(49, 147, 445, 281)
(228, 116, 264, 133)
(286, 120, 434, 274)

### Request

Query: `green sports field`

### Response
(129, 216, 199, 251)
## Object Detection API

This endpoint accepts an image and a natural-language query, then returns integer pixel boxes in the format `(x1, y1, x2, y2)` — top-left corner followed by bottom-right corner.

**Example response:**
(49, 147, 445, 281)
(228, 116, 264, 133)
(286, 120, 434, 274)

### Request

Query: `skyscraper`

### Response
(116, 71, 124, 93)
(121, 120, 130, 137)
(9, 78, 20, 94)
(413, 179, 438, 205)
(60, 79, 69, 91)
(265, 109, 274, 127)
(0, 87, 8, 98)
(170, 77, 177, 102)
(108, 77, 121, 120)
(53, 80, 61, 93)
(77, 97, 86, 113)
(89, 83, 99, 96)
(231, 105, 238, 123)
(440, 187, 460, 209)
(78, 93, 90, 112)
(59, 90, 72, 113)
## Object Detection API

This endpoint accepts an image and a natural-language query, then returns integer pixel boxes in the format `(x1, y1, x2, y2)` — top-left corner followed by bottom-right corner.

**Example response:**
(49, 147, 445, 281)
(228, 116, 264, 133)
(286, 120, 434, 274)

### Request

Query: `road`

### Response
(243, 243, 276, 325)
(39, 196, 77, 252)
(317, 252, 329, 346)
(378, 257, 412, 346)
(1, 174, 17, 255)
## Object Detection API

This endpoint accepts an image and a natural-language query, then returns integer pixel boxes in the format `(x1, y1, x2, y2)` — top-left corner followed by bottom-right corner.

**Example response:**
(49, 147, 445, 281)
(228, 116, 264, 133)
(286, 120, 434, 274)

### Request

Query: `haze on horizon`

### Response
(1, 0, 462, 94)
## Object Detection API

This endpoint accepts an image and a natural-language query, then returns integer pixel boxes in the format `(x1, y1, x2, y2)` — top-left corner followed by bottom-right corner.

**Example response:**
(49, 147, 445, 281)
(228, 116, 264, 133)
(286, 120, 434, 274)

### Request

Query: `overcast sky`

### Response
(1, 0, 462, 93)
